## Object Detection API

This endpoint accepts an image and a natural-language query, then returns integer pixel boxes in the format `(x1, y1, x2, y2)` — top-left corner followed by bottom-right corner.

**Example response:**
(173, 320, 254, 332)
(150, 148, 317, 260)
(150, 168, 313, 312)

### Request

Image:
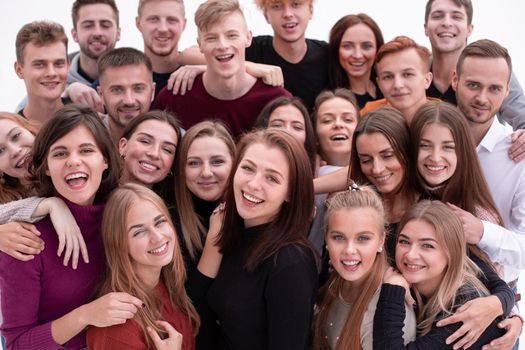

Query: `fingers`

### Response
(115, 292, 144, 309)
(79, 233, 90, 264)
(71, 234, 80, 270)
(18, 222, 41, 236)
(445, 323, 469, 346)
(481, 321, 517, 350)
(13, 237, 44, 255)
(62, 232, 73, 267)
(56, 230, 66, 257)
(7, 250, 35, 261)
(18, 230, 44, 249)
(437, 313, 462, 327)
(509, 131, 525, 162)
(148, 326, 163, 347)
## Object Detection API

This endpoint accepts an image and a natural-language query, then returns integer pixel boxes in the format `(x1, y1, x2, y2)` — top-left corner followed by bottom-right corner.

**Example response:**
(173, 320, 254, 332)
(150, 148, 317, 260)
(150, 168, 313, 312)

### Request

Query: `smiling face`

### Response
(338, 23, 377, 81)
(316, 97, 358, 166)
(417, 123, 457, 186)
(15, 42, 69, 102)
(396, 218, 448, 298)
(327, 207, 384, 285)
(264, 0, 313, 45)
(72, 3, 120, 60)
(127, 199, 175, 284)
(356, 132, 404, 195)
(233, 143, 289, 228)
(185, 136, 233, 202)
(45, 125, 108, 206)
(453, 56, 510, 128)
(98, 64, 155, 128)
(0, 119, 35, 179)
(119, 120, 178, 186)
(197, 11, 252, 80)
(136, 1, 186, 58)
(376, 49, 432, 121)
(268, 104, 307, 144)
(424, 0, 472, 54)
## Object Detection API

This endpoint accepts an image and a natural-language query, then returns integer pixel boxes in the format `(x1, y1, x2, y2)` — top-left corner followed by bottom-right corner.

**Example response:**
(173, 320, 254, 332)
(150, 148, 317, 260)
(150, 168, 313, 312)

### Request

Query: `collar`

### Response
(477, 118, 511, 153)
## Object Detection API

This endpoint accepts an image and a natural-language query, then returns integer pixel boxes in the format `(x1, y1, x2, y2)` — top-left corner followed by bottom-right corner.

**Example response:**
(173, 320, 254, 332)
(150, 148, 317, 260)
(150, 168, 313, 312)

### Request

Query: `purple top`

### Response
(0, 199, 106, 350)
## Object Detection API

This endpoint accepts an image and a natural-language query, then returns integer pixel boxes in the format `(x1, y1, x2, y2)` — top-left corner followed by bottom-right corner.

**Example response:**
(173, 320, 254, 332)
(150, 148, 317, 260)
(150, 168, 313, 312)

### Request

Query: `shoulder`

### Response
(306, 38, 328, 49)
(272, 243, 317, 272)
(252, 79, 291, 97)
(250, 35, 274, 47)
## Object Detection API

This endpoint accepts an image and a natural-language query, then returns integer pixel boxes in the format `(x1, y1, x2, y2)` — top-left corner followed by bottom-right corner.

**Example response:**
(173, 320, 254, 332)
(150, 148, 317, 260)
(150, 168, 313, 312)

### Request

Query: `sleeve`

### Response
(265, 246, 318, 350)
(0, 253, 60, 350)
(373, 283, 459, 350)
(0, 197, 45, 224)
(498, 72, 525, 130)
(469, 253, 514, 317)
(478, 220, 525, 269)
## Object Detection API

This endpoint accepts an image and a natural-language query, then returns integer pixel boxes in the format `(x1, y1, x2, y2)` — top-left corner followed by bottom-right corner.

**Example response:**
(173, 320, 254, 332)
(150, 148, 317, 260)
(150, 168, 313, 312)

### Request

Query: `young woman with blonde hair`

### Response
(87, 183, 199, 350)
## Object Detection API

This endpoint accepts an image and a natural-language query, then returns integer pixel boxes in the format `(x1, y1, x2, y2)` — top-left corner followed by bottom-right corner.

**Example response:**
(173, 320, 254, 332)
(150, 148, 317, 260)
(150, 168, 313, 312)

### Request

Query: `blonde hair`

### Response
(254, 0, 314, 11)
(314, 183, 386, 350)
(195, 0, 245, 32)
(99, 183, 200, 347)
(397, 200, 489, 335)
(137, 0, 185, 17)
(174, 120, 235, 262)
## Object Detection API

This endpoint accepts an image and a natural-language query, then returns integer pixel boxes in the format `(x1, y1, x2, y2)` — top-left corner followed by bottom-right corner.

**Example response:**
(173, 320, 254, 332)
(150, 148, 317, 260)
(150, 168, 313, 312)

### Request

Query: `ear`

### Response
(424, 23, 429, 38)
(116, 27, 121, 42)
(150, 82, 156, 102)
(466, 24, 473, 39)
(71, 28, 79, 43)
(135, 16, 141, 31)
(14, 61, 24, 79)
(45, 167, 50, 176)
(245, 30, 253, 48)
(103, 158, 109, 170)
(424, 71, 433, 89)
(118, 138, 128, 157)
(182, 17, 187, 32)
(451, 71, 458, 92)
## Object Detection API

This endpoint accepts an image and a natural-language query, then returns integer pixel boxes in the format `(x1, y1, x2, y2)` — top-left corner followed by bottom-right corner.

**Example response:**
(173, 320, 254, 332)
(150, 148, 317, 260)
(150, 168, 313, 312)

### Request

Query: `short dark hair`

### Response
(425, 0, 473, 25)
(456, 39, 512, 82)
(15, 21, 68, 64)
(29, 104, 121, 203)
(97, 47, 153, 81)
(72, 0, 120, 28)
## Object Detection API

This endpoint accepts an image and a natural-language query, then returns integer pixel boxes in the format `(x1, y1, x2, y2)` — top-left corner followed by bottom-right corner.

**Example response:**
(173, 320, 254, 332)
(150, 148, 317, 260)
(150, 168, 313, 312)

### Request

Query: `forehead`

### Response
(21, 41, 67, 63)
(329, 207, 382, 231)
(377, 48, 426, 72)
(342, 23, 376, 41)
(101, 64, 152, 85)
(421, 122, 454, 139)
(270, 105, 304, 121)
(459, 56, 510, 83)
(266, 0, 312, 7)
(318, 97, 356, 113)
(357, 132, 393, 152)
(133, 120, 177, 142)
(188, 136, 230, 155)
(51, 124, 96, 148)
(429, 0, 468, 15)
(140, 0, 184, 18)
(401, 219, 437, 239)
(77, 3, 118, 23)
(200, 11, 247, 35)
(0, 119, 21, 133)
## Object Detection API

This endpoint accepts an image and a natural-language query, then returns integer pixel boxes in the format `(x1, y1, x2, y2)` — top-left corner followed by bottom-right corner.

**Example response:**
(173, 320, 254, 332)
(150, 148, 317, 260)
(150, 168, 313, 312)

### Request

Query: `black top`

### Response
(17, 97, 71, 118)
(152, 71, 172, 98)
(355, 88, 384, 110)
(245, 35, 329, 111)
(373, 283, 506, 349)
(426, 64, 457, 105)
(207, 224, 318, 350)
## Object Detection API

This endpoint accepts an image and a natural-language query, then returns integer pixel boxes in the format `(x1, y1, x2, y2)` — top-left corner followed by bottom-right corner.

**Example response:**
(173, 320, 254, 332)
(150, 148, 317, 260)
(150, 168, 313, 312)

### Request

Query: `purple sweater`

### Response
(0, 199, 106, 350)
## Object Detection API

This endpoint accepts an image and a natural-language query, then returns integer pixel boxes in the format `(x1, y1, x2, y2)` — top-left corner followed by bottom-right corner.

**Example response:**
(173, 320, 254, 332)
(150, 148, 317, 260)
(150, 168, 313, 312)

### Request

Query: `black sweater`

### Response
(373, 283, 506, 349)
(207, 224, 319, 350)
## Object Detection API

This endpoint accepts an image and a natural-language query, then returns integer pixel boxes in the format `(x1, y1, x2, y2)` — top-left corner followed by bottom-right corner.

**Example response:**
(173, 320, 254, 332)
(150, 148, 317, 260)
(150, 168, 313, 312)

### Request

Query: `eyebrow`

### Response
(128, 214, 164, 232)
(243, 158, 284, 179)
(50, 142, 96, 152)
(135, 132, 177, 147)
(399, 233, 438, 243)
(6, 127, 20, 138)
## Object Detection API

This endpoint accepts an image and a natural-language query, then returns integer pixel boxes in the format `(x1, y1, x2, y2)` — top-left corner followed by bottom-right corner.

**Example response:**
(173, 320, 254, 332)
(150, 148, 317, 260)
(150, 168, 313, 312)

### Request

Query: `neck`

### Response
(468, 118, 494, 146)
(24, 96, 64, 124)
(272, 36, 307, 64)
(324, 152, 350, 168)
(145, 47, 181, 74)
(120, 170, 154, 189)
(349, 75, 375, 96)
(79, 53, 99, 81)
(383, 191, 412, 223)
(400, 98, 427, 124)
(342, 278, 365, 304)
(202, 68, 256, 100)
(136, 267, 161, 289)
(431, 49, 463, 93)
(108, 118, 125, 146)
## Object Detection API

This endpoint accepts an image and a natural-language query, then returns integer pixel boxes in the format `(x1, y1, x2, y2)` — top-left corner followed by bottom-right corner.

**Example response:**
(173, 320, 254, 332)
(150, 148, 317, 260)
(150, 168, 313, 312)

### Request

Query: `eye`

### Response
(240, 164, 254, 173)
(138, 137, 151, 145)
(292, 124, 305, 131)
(341, 43, 353, 50)
(466, 82, 480, 90)
(155, 217, 167, 227)
(55, 61, 66, 68)
(110, 86, 123, 94)
(266, 175, 280, 184)
(269, 121, 284, 128)
(227, 34, 239, 40)
(357, 235, 371, 242)
(398, 238, 410, 245)
(211, 158, 225, 166)
(187, 159, 201, 167)
(362, 42, 374, 50)
(147, 16, 159, 23)
(343, 116, 355, 124)
(270, 3, 283, 10)
(330, 233, 345, 241)
(320, 117, 333, 125)
(444, 144, 455, 151)
(51, 150, 67, 158)
(380, 74, 393, 81)
(80, 147, 95, 154)
(359, 157, 371, 164)
(419, 142, 431, 150)
(402, 72, 414, 78)
(0, 147, 5, 156)
(422, 243, 435, 249)
(11, 132, 21, 142)
(489, 86, 503, 93)
(162, 146, 175, 155)
(134, 85, 146, 93)
(132, 229, 145, 237)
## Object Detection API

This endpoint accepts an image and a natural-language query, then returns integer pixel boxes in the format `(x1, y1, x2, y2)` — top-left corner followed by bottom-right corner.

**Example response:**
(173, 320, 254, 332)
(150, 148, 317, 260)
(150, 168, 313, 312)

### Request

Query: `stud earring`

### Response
(377, 247, 383, 253)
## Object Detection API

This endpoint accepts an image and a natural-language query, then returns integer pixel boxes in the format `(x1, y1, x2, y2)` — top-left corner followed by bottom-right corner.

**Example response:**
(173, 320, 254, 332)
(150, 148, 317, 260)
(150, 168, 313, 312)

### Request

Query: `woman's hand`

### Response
(37, 197, 89, 269)
(148, 320, 183, 350)
(437, 295, 503, 349)
(482, 315, 522, 350)
(446, 202, 484, 244)
(81, 292, 143, 327)
(383, 267, 415, 306)
(0, 222, 44, 261)
(197, 203, 225, 278)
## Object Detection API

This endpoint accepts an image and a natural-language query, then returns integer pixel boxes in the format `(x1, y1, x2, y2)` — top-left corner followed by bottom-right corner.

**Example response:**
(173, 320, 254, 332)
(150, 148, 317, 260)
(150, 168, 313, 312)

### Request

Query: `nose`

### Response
(44, 63, 57, 77)
(201, 162, 213, 177)
(8, 144, 22, 159)
(405, 244, 419, 260)
(333, 116, 344, 128)
(122, 89, 135, 104)
(441, 13, 453, 27)
(371, 159, 385, 175)
(146, 145, 161, 159)
(149, 227, 164, 243)
(344, 240, 357, 254)
(247, 173, 262, 191)
(66, 152, 81, 168)
(430, 146, 441, 161)
(282, 4, 293, 17)
(393, 75, 404, 89)
(158, 18, 168, 32)
(351, 47, 364, 59)
(217, 35, 228, 49)
(475, 89, 489, 105)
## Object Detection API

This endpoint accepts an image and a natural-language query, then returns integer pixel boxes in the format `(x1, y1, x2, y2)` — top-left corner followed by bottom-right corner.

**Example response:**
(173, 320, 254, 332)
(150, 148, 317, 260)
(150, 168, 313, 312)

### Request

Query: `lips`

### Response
(65, 172, 89, 189)
(15, 152, 30, 169)
(242, 191, 264, 205)
(148, 241, 169, 256)
(341, 259, 360, 272)
(330, 134, 349, 142)
(139, 160, 160, 173)
(424, 164, 446, 174)
(41, 81, 60, 88)
(403, 263, 425, 273)
(216, 54, 234, 62)
(373, 173, 392, 185)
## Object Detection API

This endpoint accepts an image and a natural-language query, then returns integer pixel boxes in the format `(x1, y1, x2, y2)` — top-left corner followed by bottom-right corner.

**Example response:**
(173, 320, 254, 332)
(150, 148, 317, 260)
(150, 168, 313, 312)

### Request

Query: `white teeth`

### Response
(438, 33, 455, 38)
(350, 62, 365, 67)
(216, 54, 233, 61)
(406, 264, 423, 270)
(374, 174, 391, 183)
(283, 23, 297, 28)
(242, 191, 263, 204)
(65, 173, 87, 180)
(16, 155, 28, 168)
(330, 134, 348, 141)
(426, 165, 445, 171)
(342, 260, 360, 266)
(148, 242, 168, 254)
(140, 161, 158, 171)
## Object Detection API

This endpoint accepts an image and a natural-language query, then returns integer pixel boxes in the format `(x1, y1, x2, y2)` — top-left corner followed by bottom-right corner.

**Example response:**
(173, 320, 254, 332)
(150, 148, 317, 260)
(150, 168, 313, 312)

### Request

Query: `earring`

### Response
(0, 173, 5, 185)
(377, 247, 383, 253)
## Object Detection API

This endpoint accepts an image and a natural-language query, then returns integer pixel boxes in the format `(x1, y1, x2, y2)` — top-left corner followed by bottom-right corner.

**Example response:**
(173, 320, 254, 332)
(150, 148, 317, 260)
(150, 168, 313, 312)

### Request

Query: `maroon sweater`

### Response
(153, 74, 291, 138)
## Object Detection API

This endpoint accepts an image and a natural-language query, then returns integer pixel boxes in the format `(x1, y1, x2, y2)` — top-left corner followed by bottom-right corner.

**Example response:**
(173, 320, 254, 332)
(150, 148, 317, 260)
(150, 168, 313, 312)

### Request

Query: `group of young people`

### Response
(1, 0, 525, 349)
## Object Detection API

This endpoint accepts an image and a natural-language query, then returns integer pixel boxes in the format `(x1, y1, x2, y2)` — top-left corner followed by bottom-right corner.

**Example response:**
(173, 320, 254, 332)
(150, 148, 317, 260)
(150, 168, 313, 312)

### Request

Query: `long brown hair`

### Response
(0, 112, 39, 203)
(217, 129, 316, 271)
(314, 184, 386, 350)
(174, 120, 235, 262)
(99, 183, 200, 347)
(328, 13, 384, 90)
(397, 200, 488, 335)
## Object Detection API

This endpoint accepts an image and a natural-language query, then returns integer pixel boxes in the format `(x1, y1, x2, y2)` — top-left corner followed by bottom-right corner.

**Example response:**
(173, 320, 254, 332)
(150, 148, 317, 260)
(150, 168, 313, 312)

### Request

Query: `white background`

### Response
(1, 0, 524, 110)
(0, 0, 524, 341)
